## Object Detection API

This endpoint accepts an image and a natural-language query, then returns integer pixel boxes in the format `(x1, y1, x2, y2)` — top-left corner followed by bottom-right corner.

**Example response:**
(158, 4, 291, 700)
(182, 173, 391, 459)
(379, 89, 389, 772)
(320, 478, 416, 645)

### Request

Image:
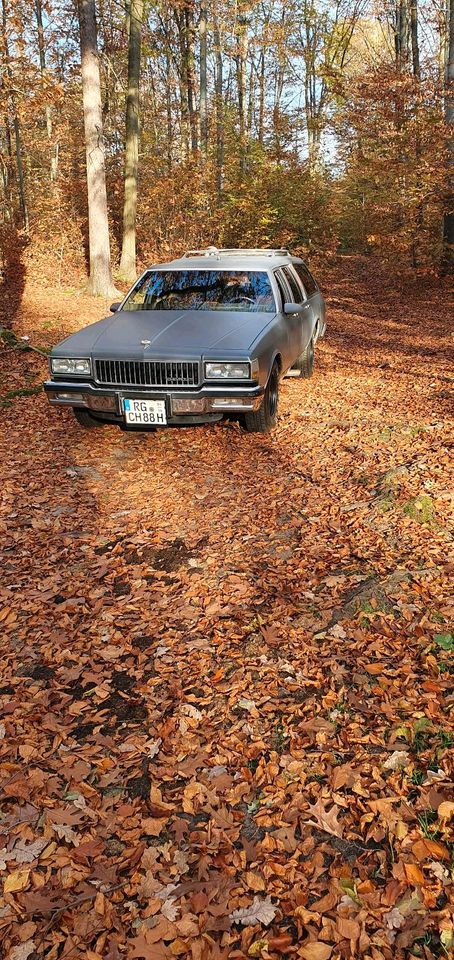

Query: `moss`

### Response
(403, 495, 435, 524)
(377, 493, 395, 513)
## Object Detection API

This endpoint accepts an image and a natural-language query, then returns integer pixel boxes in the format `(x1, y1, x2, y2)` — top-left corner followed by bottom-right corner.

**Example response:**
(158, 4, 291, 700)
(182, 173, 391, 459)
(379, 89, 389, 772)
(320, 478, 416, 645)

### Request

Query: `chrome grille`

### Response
(94, 359, 199, 388)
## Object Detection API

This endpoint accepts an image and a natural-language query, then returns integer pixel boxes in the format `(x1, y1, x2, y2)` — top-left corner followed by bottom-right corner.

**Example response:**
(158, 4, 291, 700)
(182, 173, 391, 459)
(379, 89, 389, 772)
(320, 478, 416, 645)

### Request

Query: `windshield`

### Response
(121, 270, 276, 313)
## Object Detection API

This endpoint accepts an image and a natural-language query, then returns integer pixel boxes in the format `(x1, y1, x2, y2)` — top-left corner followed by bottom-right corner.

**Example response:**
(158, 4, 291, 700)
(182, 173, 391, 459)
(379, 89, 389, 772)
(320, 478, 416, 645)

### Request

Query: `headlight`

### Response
(51, 358, 91, 376)
(205, 361, 250, 379)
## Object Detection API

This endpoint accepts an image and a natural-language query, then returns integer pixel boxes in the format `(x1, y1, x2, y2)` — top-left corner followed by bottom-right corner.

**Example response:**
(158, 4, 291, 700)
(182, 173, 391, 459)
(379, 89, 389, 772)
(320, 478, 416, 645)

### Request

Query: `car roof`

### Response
(146, 248, 305, 272)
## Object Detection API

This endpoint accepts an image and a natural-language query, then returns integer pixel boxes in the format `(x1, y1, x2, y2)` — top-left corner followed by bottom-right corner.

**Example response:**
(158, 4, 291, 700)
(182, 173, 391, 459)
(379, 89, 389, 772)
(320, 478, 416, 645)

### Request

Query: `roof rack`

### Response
(183, 246, 290, 259)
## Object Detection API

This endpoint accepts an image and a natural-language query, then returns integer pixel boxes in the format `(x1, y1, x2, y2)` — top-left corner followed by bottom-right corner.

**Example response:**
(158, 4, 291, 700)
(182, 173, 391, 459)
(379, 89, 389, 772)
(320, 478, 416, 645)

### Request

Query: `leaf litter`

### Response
(0, 257, 453, 958)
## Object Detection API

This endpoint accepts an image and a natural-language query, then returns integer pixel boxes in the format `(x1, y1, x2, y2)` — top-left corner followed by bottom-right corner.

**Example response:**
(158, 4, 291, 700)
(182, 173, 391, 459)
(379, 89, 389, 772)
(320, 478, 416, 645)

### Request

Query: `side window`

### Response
(293, 263, 318, 297)
(274, 270, 290, 310)
(282, 265, 304, 304)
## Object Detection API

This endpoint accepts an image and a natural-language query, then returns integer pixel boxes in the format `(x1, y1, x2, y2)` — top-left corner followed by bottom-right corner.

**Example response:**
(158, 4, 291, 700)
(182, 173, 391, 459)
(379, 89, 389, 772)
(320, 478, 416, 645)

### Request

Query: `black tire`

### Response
(73, 408, 104, 429)
(244, 362, 279, 434)
(293, 336, 314, 379)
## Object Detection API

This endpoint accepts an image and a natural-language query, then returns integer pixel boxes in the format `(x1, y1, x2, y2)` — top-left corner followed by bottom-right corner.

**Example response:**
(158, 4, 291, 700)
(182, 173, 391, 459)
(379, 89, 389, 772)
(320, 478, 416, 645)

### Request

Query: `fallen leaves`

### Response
(0, 259, 452, 959)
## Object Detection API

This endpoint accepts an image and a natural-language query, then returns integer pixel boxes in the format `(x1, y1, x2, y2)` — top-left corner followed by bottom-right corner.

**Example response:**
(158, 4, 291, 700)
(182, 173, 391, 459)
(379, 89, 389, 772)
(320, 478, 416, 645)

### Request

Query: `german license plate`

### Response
(124, 398, 167, 425)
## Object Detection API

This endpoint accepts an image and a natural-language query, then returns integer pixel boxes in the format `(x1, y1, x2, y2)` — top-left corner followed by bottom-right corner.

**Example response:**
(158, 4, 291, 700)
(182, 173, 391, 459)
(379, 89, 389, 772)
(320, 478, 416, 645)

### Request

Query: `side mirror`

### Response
(110, 302, 121, 313)
(284, 302, 304, 315)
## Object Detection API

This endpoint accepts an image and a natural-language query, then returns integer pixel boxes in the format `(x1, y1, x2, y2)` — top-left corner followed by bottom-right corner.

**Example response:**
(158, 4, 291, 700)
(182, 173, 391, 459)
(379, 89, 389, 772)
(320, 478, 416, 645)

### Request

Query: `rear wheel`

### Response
(244, 362, 279, 433)
(293, 336, 314, 379)
(73, 408, 104, 429)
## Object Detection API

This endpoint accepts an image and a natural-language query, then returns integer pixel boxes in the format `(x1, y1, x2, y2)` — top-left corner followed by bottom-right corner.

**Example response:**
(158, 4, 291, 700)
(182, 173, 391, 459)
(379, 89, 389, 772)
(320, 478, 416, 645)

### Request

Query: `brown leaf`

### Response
(299, 944, 332, 960)
(305, 798, 344, 837)
(412, 838, 449, 861)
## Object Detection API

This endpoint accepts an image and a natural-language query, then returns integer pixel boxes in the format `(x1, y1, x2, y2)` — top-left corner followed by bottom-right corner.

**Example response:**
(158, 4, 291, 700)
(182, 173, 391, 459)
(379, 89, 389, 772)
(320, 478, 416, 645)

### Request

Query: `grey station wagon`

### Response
(45, 247, 326, 433)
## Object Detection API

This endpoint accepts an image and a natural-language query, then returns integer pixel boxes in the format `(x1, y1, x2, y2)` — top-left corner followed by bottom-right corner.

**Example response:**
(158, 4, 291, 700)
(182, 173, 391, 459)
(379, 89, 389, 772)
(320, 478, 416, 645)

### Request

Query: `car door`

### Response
(272, 268, 300, 370)
(280, 265, 313, 363)
(291, 262, 325, 341)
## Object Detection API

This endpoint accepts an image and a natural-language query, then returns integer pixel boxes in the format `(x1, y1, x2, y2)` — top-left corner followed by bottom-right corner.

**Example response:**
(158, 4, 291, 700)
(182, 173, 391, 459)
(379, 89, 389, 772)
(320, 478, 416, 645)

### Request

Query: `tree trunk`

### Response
(34, 0, 58, 182)
(119, 0, 144, 281)
(199, 2, 207, 157)
(77, 0, 117, 296)
(213, 17, 224, 193)
(236, 13, 248, 174)
(409, 0, 420, 79)
(395, 0, 409, 68)
(185, 6, 198, 154)
(258, 49, 265, 146)
(443, 0, 454, 267)
(1, 0, 29, 231)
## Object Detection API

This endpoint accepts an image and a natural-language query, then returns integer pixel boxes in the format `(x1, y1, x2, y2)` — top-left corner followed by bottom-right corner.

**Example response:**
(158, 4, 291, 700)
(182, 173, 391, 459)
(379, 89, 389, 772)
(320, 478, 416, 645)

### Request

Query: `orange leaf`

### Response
(404, 863, 425, 886)
(364, 663, 384, 674)
(412, 839, 449, 861)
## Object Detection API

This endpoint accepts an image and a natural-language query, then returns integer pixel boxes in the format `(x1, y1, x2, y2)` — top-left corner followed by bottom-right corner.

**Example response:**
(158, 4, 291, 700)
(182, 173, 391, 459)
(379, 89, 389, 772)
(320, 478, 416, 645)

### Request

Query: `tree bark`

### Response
(34, 0, 58, 182)
(258, 49, 265, 146)
(199, 2, 207, 157)
(185, 5, 198, 154)
(213, 17, 224, 193)
(236, 12, 249, 174)
(77, 0, 117, 296)
(409, 0, 420, 79)
(1, 0, 29, 231)
(119, 0, 144, 281)
(443, 0, 454, 267)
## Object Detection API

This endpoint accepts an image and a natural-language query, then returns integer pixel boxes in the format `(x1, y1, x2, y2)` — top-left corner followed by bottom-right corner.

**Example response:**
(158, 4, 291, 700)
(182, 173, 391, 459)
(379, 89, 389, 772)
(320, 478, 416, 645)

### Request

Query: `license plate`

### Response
(124, 398, 167, 425)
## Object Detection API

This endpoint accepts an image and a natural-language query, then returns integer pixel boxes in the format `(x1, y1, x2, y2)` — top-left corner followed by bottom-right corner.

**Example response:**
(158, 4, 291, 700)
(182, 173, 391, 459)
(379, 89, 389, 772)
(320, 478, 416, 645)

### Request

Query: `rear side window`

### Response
(293, 263, 318, 296)
(282, 266, 304, 304)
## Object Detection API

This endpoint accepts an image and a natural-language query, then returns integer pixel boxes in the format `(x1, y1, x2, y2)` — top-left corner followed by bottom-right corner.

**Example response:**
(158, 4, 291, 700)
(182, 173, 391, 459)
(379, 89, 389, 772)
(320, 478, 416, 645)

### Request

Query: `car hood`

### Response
(52, 309, 275, 359)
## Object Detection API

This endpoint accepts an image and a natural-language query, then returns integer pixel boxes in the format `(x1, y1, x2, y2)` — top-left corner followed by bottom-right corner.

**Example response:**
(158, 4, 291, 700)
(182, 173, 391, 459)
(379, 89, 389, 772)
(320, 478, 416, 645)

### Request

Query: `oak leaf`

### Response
(9, 942, 36, 960)
(230, 896, 276, 926)
(305, 798, 344, 837)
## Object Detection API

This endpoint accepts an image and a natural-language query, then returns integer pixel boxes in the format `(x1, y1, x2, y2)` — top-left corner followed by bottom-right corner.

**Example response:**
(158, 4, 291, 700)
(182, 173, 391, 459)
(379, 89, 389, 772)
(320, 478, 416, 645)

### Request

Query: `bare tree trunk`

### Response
(409, 0, 420, 79)
(1, 0, 29, 231)
(199, 1, 207, 157)
(119, 0, 144, 281)
(443, 0, 454, 268)
(77, 0, 117, 296)
(165, 47, 173, 173)
(34, 0, 58, 182)
(214, 17, 224, 193)
(236, 12, 248, 174)
(258, 49, 265, 146)
(185, 5, 198, 154)
(395, 0, 409, 68)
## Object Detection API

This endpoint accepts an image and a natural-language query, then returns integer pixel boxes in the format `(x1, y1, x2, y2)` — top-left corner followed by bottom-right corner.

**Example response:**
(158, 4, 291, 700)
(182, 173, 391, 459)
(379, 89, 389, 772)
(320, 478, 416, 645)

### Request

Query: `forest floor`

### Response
(0, 256, 453, 960)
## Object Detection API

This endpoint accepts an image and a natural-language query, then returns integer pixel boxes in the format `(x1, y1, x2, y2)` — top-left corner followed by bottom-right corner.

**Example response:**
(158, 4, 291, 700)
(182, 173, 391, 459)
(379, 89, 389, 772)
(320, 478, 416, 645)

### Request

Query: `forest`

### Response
(0, 0, 453, 294)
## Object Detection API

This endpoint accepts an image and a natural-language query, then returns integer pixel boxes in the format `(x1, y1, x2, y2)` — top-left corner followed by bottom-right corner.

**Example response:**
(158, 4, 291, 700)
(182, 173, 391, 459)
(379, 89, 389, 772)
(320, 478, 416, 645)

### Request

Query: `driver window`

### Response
(282, 266, 304, 303)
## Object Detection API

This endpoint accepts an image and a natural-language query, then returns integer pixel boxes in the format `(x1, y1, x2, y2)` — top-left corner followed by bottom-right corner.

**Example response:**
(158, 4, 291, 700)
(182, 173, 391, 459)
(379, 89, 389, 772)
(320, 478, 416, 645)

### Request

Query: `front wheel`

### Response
(244, 362, 279, 433)
(293, 336, 314, 379)
(73, 408, 105, 429)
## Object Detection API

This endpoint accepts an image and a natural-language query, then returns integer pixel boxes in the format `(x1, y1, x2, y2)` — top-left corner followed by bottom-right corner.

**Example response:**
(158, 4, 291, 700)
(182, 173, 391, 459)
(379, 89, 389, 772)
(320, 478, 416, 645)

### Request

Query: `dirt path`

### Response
(0, 258, 453, 959)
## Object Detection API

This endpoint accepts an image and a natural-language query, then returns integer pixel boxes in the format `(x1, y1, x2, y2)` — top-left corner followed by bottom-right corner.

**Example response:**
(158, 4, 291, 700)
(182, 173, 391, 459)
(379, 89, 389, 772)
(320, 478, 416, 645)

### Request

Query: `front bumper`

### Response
(44, 379, 264, 425)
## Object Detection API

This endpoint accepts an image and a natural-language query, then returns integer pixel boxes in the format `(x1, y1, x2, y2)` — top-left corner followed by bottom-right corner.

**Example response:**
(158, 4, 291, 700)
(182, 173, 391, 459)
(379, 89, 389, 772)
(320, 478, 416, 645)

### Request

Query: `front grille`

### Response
(94, 359, 199, 389)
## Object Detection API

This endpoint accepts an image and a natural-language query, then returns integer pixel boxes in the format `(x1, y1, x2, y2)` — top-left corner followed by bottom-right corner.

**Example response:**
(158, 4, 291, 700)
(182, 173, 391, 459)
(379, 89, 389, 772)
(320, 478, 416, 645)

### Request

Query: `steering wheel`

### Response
(231, 295, 255, 304)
